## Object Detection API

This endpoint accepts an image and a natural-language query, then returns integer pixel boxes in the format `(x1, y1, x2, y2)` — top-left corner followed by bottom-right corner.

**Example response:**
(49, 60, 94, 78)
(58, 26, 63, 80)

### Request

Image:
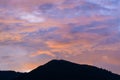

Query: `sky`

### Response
(0, 0, 120, 74)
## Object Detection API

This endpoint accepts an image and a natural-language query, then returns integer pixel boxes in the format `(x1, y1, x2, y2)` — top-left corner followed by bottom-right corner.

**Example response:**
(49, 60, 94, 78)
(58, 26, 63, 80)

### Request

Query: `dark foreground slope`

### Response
(0, 71, 22, 80)
(14, 60, 120, 80)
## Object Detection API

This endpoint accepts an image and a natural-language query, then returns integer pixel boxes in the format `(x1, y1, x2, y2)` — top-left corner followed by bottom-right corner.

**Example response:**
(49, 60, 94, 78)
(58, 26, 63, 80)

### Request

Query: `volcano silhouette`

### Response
(13, 59, 120, 80)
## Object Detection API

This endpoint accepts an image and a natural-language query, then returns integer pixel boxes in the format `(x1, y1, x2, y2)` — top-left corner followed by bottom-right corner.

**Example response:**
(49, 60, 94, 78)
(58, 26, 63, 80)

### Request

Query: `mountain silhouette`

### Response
(0, 71, 22, 80)
(14, 59, 120, 80)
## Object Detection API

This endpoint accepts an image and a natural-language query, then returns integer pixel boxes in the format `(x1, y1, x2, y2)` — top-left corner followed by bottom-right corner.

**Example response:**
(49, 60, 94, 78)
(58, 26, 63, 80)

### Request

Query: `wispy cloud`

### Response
(0, 0, 120, 74)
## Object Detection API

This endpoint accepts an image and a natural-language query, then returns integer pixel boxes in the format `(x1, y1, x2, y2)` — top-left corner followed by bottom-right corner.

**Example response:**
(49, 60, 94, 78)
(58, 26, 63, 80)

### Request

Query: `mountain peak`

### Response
(47, 59, 64, 62)
(45, 59, 71, 64)
(42, 59, 78, 68)
(14, 59, 120, 80)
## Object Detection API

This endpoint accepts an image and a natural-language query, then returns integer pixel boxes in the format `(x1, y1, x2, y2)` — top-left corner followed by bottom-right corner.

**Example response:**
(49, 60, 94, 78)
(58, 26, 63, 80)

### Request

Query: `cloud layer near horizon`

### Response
(0, 0, 120, 74)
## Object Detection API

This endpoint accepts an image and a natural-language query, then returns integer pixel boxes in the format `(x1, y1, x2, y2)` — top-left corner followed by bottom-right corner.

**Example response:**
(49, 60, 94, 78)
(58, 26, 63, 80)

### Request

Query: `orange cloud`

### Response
(30, 50, 56, 57)
(0, 32, 23, 42)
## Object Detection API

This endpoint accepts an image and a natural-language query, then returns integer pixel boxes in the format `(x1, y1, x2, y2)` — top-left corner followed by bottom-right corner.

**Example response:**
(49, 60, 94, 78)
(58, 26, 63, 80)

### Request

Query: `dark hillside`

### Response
(14, 60, 120, 80)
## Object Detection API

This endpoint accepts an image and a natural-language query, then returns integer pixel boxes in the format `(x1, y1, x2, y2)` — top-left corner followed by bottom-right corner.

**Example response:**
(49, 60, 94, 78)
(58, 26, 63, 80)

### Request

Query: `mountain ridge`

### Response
(13, 59, 120, 80)
(0, 71, 23, 80)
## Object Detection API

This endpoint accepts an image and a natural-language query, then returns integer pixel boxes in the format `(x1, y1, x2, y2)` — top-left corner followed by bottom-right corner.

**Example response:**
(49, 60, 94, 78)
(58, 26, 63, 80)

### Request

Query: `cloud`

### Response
(0, 0, 120, 74)
(19, 12, 45, 23)
(30, 50, 56, 57)
(0, 32, 23, 42)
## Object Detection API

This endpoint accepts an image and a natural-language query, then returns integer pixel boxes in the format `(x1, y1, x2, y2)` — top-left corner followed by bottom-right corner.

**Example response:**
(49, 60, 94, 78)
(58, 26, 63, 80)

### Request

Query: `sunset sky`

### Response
(0, 0, 120, 74)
